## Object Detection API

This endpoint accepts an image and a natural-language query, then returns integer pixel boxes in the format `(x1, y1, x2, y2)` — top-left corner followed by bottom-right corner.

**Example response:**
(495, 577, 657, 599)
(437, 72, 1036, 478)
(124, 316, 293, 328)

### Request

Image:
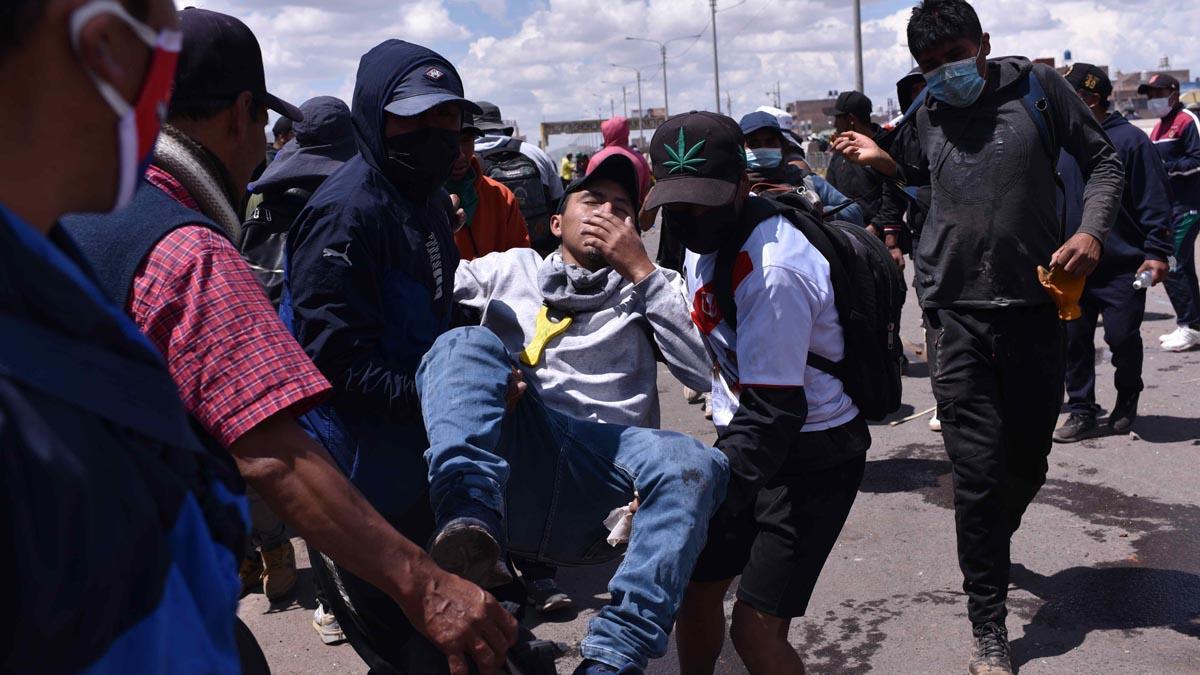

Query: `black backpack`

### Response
(477, 138, 555, 252)
(239, 187, 313, 308)
(713, 194, 905, 421)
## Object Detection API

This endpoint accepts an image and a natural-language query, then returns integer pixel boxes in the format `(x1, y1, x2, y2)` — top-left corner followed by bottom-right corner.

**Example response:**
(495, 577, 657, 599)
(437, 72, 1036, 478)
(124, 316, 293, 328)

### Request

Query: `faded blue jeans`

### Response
(416, 327, 729, 671)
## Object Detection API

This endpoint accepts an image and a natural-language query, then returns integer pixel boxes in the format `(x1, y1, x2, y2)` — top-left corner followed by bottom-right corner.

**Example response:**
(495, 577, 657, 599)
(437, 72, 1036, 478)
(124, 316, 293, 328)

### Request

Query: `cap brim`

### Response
(262, 92, 304, 122)
(384, 92, 484, 117)
(822, 107, 842, 116)
(1137, 84, 1152, 94)
(643, 175, 738, 212)
(740, 122, 776, 136)
(463, 124, 485, 138)
(559, 153, 641, 214)
(476, 120, 515, 135)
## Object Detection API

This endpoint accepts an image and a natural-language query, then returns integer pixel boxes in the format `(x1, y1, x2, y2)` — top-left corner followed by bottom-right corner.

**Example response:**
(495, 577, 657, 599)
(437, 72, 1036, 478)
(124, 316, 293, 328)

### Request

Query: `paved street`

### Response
(240, 231, 1199, 673)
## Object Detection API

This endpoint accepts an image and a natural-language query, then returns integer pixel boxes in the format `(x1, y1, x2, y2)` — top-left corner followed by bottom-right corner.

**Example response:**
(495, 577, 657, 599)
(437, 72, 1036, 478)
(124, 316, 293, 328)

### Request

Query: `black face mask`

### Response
(664, 204, 738, 255)
(383, 127, 460, 199)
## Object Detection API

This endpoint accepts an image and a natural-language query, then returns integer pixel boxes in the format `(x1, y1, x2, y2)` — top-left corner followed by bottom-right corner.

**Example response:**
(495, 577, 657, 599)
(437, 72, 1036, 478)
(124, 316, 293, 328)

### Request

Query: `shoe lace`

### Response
(975, 624, 1009, 659)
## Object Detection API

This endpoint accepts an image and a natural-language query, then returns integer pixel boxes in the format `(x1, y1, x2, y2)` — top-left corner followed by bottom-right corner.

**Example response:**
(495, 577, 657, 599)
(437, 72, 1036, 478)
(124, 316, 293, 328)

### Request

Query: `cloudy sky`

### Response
(183, 0, 1199, 149)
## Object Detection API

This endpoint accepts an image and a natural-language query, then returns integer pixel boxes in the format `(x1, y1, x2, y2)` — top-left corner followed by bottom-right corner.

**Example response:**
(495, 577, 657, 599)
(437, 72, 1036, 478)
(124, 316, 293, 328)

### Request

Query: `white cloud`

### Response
(176, 0, 1200, 148)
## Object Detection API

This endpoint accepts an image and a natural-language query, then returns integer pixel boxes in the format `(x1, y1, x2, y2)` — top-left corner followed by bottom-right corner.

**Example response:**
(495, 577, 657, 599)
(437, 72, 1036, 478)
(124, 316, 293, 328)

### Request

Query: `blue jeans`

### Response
(416, 327, 729, 670)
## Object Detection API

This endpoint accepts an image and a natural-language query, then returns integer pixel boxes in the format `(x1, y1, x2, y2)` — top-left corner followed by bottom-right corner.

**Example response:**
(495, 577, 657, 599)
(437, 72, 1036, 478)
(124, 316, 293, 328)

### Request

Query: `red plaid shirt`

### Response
(130, 166, 330, 447)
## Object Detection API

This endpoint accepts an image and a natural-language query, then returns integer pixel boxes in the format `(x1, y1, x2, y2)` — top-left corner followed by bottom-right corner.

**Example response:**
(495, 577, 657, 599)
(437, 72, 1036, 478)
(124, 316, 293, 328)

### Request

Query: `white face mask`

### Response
(69, 1, 182, 212)
(1146, 96, 1173, 118)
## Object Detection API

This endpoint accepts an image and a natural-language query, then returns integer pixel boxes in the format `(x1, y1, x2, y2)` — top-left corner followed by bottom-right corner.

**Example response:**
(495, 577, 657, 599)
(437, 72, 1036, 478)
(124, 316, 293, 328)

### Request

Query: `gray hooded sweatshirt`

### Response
(454, 248, 710, 428)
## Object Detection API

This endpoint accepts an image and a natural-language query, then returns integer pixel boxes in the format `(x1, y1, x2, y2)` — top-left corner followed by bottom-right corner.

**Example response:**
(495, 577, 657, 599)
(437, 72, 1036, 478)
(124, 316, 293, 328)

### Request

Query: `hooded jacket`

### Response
(588, 116, 652, 199)
(897, 57, 1123, 309)
(1149, 104, 1200, 213)
(453, 155, 531, 260)
(876, 69, 931, 251)
(1058, 112, 1174, 278)
(281, 40, 460, 521)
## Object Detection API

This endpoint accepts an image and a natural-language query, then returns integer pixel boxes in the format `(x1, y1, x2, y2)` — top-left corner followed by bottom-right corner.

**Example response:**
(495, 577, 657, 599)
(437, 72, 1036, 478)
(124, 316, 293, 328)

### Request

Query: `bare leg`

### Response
(675, 579, 735, 675)
(730, 599, 805, 675)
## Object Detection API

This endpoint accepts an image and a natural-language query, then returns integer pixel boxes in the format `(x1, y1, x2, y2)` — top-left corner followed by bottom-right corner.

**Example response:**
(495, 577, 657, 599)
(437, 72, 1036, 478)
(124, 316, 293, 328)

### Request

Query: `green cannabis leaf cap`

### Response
(645, 110, 747, 211)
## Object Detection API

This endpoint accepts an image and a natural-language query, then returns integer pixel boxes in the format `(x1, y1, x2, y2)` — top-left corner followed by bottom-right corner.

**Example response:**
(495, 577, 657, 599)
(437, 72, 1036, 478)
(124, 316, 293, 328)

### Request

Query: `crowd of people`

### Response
(3, 0, 1196, 674)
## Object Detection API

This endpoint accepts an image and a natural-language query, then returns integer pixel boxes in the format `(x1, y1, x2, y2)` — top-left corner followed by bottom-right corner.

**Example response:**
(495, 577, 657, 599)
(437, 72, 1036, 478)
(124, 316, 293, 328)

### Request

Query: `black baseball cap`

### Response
(823, 90, 873, 123)
(272, 116, 293, 138)
(174, 8, 302, 122)
(1065, 63, 1112, 98)
(1139, 73, 1180, 95)
(558, 153, 641, 215)
(474, 101, 514, 135)
(644, 111, 745, 211)
(461, 108, 484, 138)
(384, 58, 481, 117)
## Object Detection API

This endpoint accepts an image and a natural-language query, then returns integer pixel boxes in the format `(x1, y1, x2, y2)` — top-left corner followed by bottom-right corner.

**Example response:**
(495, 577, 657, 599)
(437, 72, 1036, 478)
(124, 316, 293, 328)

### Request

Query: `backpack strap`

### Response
(712, 198, 852, 382)
(1017, 68, 1068, 240)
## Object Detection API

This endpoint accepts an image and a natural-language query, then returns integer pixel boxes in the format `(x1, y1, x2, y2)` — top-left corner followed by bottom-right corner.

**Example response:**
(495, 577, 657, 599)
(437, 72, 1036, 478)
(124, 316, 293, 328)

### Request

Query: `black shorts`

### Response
(691, 417, 869, 618)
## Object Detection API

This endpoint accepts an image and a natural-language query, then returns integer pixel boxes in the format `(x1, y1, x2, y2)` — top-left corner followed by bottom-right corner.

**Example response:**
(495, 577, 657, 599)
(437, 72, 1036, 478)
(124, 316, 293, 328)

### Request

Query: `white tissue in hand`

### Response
(604, 505, 634, 546)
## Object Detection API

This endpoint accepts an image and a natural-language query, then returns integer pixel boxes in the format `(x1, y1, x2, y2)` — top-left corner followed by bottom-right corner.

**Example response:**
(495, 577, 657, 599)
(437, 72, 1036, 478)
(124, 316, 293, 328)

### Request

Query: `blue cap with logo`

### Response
(384, 59, 482, 117)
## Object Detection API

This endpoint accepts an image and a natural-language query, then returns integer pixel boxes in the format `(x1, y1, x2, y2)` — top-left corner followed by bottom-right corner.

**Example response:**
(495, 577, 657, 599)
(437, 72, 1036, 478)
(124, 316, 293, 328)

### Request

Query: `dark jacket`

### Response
(1, 204, 244, 673)
(281, 41, 459, 521)
(825, 124, 886, 224)
(746, 161, 865, 226)
(897, 57, 1124, 309)
(1150, 104, 1200, 213)
(876, 121, 928, 252)
(1058, 112, 1174, 279)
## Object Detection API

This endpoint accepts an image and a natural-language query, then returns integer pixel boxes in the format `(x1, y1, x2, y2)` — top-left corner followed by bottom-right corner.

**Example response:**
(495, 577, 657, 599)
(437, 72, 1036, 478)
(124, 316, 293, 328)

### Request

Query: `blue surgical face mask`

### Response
(924, 48, 986, 108)
(1147, 96, 1172, 118)
(744, 146, 783, 170)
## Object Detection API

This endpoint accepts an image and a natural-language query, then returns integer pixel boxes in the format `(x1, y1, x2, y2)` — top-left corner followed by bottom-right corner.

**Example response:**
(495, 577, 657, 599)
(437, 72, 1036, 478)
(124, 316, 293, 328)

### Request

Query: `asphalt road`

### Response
(240, 228, 1200, 673)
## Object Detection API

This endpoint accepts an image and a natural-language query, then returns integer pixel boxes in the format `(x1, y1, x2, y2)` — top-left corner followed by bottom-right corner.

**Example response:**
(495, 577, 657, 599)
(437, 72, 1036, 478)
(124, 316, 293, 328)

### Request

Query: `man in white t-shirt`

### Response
(644, 111, 871, 675)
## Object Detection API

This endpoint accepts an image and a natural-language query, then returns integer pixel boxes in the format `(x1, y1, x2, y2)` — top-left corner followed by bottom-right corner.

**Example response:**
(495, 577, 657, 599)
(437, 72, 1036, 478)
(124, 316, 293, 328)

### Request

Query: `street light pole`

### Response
(710, 0, 721, 113)
(610, 63, 646, 145)
(625, 33, 701, 119)
(853, 0, 864, 93)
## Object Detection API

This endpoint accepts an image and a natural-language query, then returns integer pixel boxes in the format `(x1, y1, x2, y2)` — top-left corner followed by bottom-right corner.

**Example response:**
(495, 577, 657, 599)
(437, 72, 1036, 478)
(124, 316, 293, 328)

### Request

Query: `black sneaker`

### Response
(1108, 392, 1140, 434)
(1052, 413, 1098, 443)
(969, 622, 1013, 675)
(429, 516, 514, 589)
(526, 577, 573, 613)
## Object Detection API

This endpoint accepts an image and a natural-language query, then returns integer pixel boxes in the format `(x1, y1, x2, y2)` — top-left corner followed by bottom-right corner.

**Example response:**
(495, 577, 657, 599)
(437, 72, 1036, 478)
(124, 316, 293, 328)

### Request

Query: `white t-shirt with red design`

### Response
(684, 213, 858, 431)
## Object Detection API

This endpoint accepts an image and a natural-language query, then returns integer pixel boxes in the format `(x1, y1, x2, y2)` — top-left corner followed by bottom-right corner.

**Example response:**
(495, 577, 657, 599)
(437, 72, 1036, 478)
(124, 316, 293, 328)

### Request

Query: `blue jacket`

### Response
(1150, 104, 1200, 213)
(0, 204, 245, 673)
(281, 40, 459, 521)
(1059, 112, 1174, 278)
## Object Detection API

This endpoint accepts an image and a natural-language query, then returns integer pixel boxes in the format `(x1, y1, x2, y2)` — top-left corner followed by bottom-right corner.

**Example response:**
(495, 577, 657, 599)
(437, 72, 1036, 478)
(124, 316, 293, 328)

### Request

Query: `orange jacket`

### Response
(455, 156, 532, 260)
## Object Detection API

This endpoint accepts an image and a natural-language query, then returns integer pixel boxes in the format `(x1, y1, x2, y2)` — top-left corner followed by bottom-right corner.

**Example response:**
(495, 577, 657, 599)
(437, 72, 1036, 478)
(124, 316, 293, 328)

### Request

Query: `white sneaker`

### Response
(929, 412, 942, 432)
(1160, 326, 1186, 344)
(313, 604, 346, 645)
(1162, 327, 1200, 352)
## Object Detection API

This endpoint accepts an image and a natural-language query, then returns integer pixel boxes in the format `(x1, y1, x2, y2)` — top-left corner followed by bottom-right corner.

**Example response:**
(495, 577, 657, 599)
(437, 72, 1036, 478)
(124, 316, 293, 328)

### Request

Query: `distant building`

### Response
(786, 97, 839, 134)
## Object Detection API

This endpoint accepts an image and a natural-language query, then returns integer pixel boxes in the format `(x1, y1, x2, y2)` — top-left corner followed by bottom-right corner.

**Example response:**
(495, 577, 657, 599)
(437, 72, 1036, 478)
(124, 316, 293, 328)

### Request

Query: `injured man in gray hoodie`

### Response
(415, 153, 729, 674)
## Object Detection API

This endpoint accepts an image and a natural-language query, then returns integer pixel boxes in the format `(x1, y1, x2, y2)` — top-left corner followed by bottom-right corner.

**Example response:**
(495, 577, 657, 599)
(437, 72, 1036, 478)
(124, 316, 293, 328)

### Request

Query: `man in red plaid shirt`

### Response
(63, 8, 517, 674)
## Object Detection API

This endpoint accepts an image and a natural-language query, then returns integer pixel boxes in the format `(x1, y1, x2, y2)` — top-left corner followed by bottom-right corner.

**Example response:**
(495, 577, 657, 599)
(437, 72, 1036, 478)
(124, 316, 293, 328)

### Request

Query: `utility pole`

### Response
(625, 33, 701, 119)
(710, 0, 721, 113)
(726, 91, 732, 117)
(611, 63, 646, 145)
(610, 98, 615, 118)
(622, 85, 628, 118)
(852, 0, 864, 92)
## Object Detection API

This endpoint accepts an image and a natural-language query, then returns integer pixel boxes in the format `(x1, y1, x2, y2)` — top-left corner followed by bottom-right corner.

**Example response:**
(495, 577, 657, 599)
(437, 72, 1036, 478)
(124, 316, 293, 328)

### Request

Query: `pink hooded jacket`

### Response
(587, 116, 652, 202)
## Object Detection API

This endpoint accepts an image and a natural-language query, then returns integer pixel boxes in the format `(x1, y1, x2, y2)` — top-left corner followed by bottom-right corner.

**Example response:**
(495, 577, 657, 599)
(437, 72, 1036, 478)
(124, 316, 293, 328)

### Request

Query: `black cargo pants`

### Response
(924, 305, 1065, 627)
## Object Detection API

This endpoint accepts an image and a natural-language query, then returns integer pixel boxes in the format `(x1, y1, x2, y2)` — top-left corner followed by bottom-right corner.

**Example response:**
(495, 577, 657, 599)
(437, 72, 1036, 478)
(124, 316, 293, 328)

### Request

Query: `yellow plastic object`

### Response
(519, 306, 574, 366)
(1037, 265, 1085, 321)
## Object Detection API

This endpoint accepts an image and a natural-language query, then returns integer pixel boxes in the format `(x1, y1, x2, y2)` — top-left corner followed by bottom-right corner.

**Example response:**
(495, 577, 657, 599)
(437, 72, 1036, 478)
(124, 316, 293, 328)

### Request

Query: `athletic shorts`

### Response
(690, 417, 869, 618)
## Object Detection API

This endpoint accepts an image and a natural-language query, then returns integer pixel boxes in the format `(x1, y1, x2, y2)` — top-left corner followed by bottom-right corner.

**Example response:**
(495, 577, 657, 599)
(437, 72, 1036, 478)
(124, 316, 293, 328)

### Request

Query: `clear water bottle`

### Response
(1132, 269, 1154, 291)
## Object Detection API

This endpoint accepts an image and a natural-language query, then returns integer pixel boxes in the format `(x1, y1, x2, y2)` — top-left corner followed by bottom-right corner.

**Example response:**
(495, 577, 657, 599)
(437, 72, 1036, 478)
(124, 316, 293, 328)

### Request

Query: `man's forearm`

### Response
(229, 412, 434, 607)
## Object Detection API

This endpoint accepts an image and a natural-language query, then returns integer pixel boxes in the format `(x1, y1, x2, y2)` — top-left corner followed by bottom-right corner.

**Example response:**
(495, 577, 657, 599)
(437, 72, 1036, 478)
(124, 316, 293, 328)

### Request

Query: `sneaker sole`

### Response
(430, 524, 512, 588)
(535, 595, 573, 613)
(312, 620, 347, 645)
(1163, 342, 1200, 352)
(1052, 428, 1100, 444)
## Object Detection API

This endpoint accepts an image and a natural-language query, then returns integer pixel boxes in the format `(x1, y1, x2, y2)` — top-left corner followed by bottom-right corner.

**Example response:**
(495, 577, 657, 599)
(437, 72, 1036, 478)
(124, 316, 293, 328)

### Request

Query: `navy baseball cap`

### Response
(384, 59, 482, 117)
(1138, 73, 1180, 95)
(739, 111, 782, 136)
(173, 8, 302, 122)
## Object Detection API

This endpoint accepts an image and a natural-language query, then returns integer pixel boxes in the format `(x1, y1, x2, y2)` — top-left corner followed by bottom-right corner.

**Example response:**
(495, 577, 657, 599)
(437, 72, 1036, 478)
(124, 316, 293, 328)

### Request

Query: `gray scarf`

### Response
(537, 252, 625, 313)
(152, 124, 243, 240)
